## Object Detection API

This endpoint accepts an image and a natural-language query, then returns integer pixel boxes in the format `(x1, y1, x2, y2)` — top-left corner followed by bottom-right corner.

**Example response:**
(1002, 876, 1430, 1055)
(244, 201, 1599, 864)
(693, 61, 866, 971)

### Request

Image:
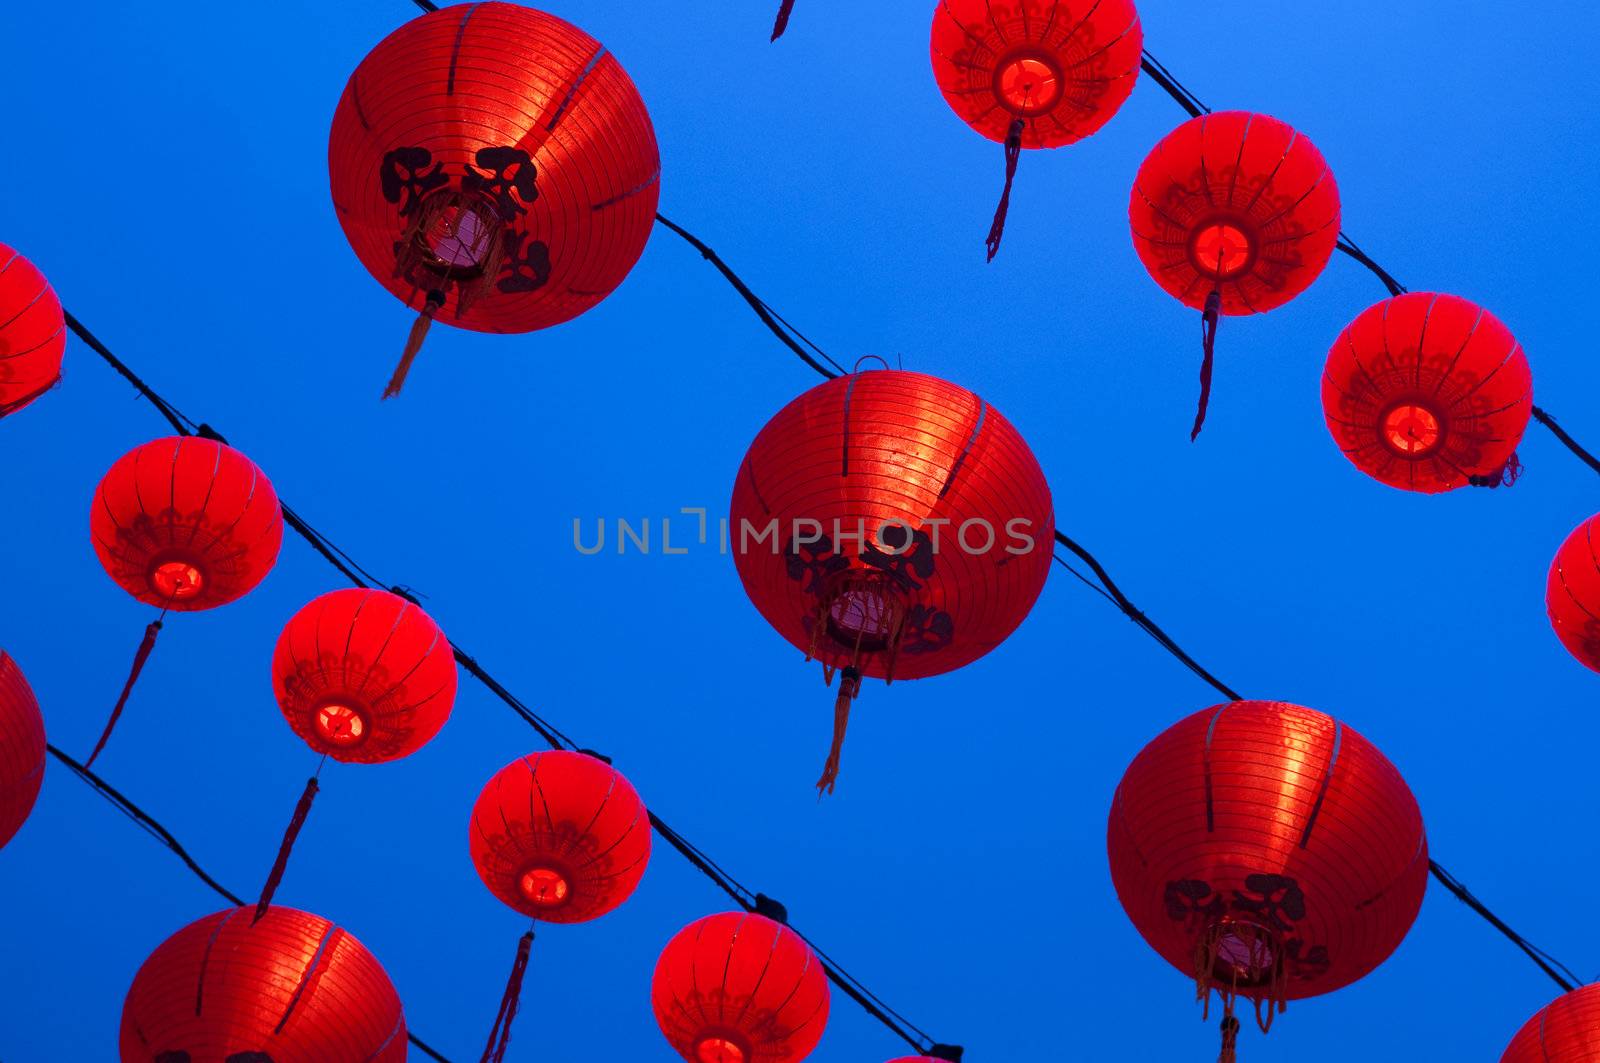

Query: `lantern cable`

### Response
(56, 311, 945, 1055)
(42, 743, 456, 1062)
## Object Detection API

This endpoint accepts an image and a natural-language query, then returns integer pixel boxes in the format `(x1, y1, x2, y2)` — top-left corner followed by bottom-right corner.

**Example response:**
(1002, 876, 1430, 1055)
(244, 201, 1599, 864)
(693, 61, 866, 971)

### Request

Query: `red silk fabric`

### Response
(1130, 111, 1340, 314)
(729, 369, 1054, 682)
(652, 911, 830, 1063)
(1547, 513, 1600, 674)
(329, 2, 660, 334)
(1323, 293, 1532, 493)
(119, 905, 406, 1062)
(0, 244, 64, 418)
(91, 437, 283, 612)
(469, 750, 651, 923)
(1501, 984, 1600, 1062)
(1107, 701, 1428, 1004)
(0, 650, 45, 851)
(272, 588, 458, 763)
(930, 0, 1142, 149)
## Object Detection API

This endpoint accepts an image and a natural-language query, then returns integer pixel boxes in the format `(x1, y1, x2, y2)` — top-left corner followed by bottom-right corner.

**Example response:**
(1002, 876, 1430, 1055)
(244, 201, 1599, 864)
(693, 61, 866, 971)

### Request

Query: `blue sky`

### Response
(2, 0, 1599, 1059)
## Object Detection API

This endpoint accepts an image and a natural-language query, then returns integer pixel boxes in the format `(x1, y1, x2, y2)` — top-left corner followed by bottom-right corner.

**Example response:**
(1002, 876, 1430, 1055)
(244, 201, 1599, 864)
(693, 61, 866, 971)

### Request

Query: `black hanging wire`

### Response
(44, 745, 454, 1063)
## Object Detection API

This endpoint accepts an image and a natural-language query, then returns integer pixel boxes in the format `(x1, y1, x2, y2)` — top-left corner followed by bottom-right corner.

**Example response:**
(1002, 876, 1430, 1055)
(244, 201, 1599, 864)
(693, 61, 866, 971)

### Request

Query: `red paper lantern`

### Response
(329, 1, 660, 396)
(1107, 700, 1427, 1058)
(119, 905, 406, 1062)
(1323, 293, 1532, 493)
(1130, 112, 1340, 437)
(0, 244, 65, 419)
(931, 0, 1142, 258)
(1547, 513, 1600, 674)
(469, 750, 651, 923)
(91, 436, 283, 612)
(729, 368, 1053, 792)
(1501, 984, 1600, 1062)
(0, 650, 45, 851)
(273, 588, 458, 763)
(652, 911, 831, 1063)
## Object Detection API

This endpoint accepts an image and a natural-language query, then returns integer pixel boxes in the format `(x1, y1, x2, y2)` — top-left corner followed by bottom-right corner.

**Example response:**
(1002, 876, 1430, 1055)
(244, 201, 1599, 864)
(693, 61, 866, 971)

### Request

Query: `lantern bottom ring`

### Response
(517, 861, 574, 910)
(1186, 213, 1259, 282)
(992, 47, 1066, 117)
(312, 700, 370, 749)
(692, 1028, 753, 1063)
(1377, 396, 1447, 459)
(146, 554, 206, 603)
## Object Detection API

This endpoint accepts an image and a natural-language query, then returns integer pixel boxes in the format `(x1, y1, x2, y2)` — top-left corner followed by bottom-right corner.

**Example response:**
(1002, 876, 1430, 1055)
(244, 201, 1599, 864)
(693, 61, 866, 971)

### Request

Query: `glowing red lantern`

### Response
(1547, 513, 1600, 673)
(119, 905, 406, 1062)
(1130, 112, 1340, 437)
(329, 1, 660, 397)
(653, 910, 831, 1063)
(931, 0, 1142, 259)
(729, 367, 1053, 793)
(0, 650, 45, 851)
(469, 750, 651, 1061)
(87, 435, 283, 765)
(273, 588, 458, 763)
(1501, 984, 1600, 1062)
(1322, 293, 1532, 492)
(0, 244, 65, 419)
(1107, 700, 1427, 1061)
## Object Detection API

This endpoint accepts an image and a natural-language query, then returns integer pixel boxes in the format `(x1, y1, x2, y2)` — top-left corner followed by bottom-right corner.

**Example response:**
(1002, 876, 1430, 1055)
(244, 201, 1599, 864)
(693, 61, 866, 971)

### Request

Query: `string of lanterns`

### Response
(0, 0, 1595, 1060)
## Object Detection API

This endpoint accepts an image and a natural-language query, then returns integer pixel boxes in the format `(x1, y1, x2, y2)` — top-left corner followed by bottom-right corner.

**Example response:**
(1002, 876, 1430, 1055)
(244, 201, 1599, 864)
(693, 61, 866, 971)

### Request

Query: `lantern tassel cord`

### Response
(481, 930, 535, 1063)
(771, 0, 796, 40)
(85, 618, 162, 769)
(254, 775, 320, 924)
(1218, 1016, 1240, 1063)
(384, 290, 444, 400)
(1192, 291, 1221, 440)
(985, 119, 1025, 262)
(816, 667, 861, 797)
(43, 744, 454, 1062)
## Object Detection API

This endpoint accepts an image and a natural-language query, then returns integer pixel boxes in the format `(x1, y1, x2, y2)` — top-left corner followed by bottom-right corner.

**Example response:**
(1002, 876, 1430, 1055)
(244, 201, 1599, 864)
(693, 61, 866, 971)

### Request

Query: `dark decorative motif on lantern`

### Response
(1322, 293, 1532, 493)
(118, 906, 407, 1062)
(653, 910, 831, 1063)
(730, 368, 1054, 793)
(1108, 700, 1428, 1061)
(931, 0, 1143, 259)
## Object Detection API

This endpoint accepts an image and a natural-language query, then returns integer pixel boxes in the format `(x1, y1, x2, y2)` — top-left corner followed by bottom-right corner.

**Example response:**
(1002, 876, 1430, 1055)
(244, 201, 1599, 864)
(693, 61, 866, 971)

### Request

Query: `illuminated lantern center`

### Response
(1189, 218, 1256, 279)
(994, 52, 1063, 115)
(695, 1036, 748, 1063)
(150, 559, 204, 602)
(314, 703, 368, 747)
(1380, 401, 1444, 457)
(421, 195, 498, 272)
(518, 865, 572, 909)
(820, 572, 906, 655)
(1211, 921, 1277, 987)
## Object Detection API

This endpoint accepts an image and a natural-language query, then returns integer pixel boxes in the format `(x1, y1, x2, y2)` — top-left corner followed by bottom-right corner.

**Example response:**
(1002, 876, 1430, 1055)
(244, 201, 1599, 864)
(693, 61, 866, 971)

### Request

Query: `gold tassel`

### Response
(382, 291, 445, 400)
(815, 666, 861, 796)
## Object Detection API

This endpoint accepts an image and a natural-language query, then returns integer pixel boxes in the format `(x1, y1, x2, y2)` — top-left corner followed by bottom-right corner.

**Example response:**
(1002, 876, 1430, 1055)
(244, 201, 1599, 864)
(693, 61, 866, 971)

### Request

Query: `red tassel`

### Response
(985, 119, 1026, 262)
(85, 619, 163, 769)
(382, 290, 445, 400)
(481, 930, 535, 1063)
(254, 776, 320, 924)
(771, 0, 796, 40)
(1191, 290, 1222, 441)
(816, 667, 861, 797)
